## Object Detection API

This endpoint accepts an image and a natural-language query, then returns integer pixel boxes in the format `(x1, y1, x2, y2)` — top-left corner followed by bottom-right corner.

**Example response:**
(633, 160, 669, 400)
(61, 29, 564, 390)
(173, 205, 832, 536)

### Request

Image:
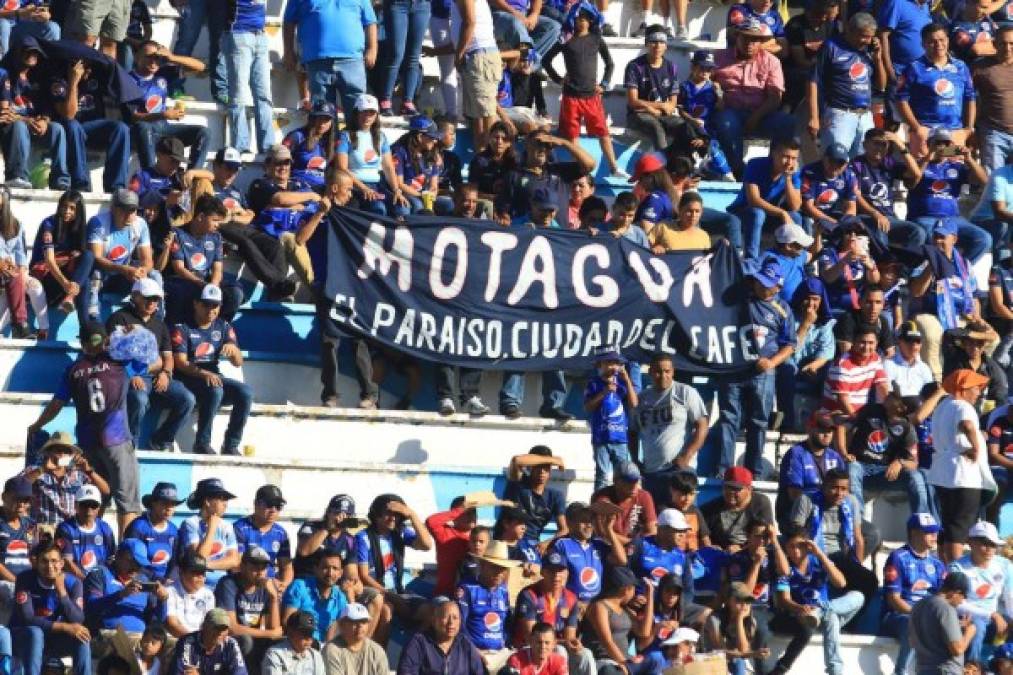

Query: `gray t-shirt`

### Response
(634, 382, 709, 474)
(789, 494, 862, 556)
(910, 594, 963, 674)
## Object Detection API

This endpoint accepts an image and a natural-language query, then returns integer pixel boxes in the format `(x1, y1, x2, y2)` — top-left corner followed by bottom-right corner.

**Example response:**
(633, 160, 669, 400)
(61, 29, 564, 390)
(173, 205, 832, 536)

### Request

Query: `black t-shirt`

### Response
(833, 310, 895, 352)
(502, 480, 565, 542)
(106, 306, 171, 354)
(784, 14, 839, 66)
(496, 162, 586, 218)
(468, 153, 516, 196)
(701, 493, 774, 549)
(849, 403, 917, 465)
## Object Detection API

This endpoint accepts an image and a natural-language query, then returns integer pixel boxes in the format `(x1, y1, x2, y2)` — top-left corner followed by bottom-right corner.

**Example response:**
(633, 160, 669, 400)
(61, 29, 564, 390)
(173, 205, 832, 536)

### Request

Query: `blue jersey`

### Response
(725, 548, 775, 605)
(84, 565, 154, 631)
(390, 143, 439, 192)
(85, 212, 152, 266)
(171, 226, 224, 281)
(878, 0, 932, 67)
(123, 514, 178, 580)
(678, 79, 719, 122)
(801, 160, 859, 218)
(129, 66, 179, 115)
(748, 296, 796, 360)
(635, 190, 674, 226)
(229, 0, 266, 32)
(776, 554, 829, 606)
(551, 537, 609, 602)
(7, 71, 39, 116)
(883, 544, 944, 606)
(896, 56, 975, 129)
(12, 569, 84, 630)
(729, 157, 801, 211)
(812, 36, 876, 111)
(0, 515, 37, 578)
(353, 526, 418, 591)
(850, 154, 907, 219)
(48, 75, 105, 122)
(950, 17, 995, 62)
(497, 67, 514, 108)
(282, 127, 329, 188)
(778, 444, 847, 500)
(692, 546, 728, 597)
(129, 168, 183, 199)
(630, 536, 691, 592)
(56, 518, 116, 574)
(906, 160, 969, 219)
(584, 374, 629, 445)
(232, 517, 292, 579)
(456, 581, 511, 651)
(726, 3, 784, 38)
(171, 319, 238, 372)
(30, 215, 80, 267)
(214, 184, 247, 213)
(54, 352, 136, 451)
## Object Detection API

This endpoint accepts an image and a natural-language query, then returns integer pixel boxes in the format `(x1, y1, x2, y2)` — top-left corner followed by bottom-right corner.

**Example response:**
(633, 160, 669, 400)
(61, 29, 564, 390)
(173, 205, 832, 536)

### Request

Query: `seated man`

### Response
(947, 521, 1013, 662)
(457, 540, 517, 672)
(850, 128, 925, 248)
(281, 546, 347, 644)
(127, 40, 209, 170)
(169, 608, 247, 675)
(834, 285, 895, 358)
(800, 143, 859, 231)
(83, 538, 158, 637)
(232, 485, 293, 588)
(592, 462, 658, 547)
(263, 611, 324, 675)
(56, 484, 115, 580)
(0, 1, 60, 58)
(129, 137, 213, 207)
(775, 412, 845, 529)
(215, 546, 282, 671)
(726, 137, 802, 259)
(821, 327, 890, 421)
(163, 549, 215, 638)
(50, 58, 130, 194)
(321, 604, 387, 675)
(171, 285, 252, 456)
(702, 467, 774, 551)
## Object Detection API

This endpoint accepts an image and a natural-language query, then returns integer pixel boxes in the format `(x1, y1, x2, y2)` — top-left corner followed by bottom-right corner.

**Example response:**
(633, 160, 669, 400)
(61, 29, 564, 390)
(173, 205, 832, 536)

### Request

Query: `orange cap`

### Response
(941, 368, 990, 396)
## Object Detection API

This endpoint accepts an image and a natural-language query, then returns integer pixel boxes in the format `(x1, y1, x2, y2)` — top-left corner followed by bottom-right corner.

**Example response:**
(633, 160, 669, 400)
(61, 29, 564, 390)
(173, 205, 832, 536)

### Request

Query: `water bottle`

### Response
(29, 159, 50, 189)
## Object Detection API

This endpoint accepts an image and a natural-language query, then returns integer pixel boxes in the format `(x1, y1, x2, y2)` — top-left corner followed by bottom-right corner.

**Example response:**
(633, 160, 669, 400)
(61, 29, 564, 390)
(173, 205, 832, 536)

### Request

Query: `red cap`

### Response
(723, 466, 753, 487)
(630, 153, 666, 183)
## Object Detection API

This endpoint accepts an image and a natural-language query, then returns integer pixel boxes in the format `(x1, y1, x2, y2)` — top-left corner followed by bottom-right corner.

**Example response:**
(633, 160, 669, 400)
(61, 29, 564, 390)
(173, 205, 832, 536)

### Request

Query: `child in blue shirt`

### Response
(583, 346, 639, 491)
(677, 51, 734, 180)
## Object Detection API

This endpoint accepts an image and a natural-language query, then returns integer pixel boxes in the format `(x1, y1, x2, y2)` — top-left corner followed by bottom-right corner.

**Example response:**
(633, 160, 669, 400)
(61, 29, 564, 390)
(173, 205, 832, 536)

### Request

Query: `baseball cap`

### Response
(309, 101, 337, 119)
(906, 512, 941, 534)
(898, 320, 922, 340)
(941, 571, 970, 595)
(79, 320, 107, 348)
(824, 142, 850, 163)
(112, 188, 139, 210)
(204, 608, 230, 629)
(564, 501, 593, 520)
(327, 494, 355, 515)
(657, 508, 690, 530)
(409, 115, 439, 139)
(932, 218, 959, 237)
(287, 611, 318, 634)
(593, 345, 625, 364)
(214, 147, 242, 168)
(607, 566, 638, 588)
(968, 520, 1004, 545)
(132, 278, 164, 299)
(929, 127, 954, 143)
(156, 137, 186, 162)
(117, 538, 150, 567)
(339, 603, 370, 622)
(353, 93, 379, 112)
(75, 484, 102, 505)
(179, 549, 208, 573)
(691, 50, 716, 68)
(807, 409, 836, 431)
(200, 284, 223, 305)
(775, 222, 814, 248)
(735, 16, 773, 36)
(266, 145, 293, 163)
(255, 484, 286, 507)
(661, 627, 700, 646)
(542, 551, 567, 570)
(3, 476, 32, 499)
(745, 258, 784, 289)
(616, 461, 641, 483)
(723, 466, 753, 488)
(630, 152, 666, 182)
(242, 545, 271, 565)
(531, 187, 557, 211)
(941, 368, 990, 396)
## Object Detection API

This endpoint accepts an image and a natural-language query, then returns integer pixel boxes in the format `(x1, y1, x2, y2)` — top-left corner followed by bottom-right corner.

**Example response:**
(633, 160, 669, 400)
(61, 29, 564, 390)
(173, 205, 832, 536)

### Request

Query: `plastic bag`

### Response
(108, 324, 159, 367)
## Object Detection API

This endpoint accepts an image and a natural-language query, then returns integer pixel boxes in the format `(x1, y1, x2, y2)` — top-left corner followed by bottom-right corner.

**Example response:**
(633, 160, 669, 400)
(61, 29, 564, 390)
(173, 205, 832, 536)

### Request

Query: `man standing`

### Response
(282, 0, 377, 117)
(28, 322, 144, 536)
(221, 0, 274, 155)
(170, 608, 248, 675)
(877, 0, 931, 81)
(107, 278, 195, 452)
(972, 24, 1013, 170)
(909, 572, 976, 675)
(635, 353, 709, 504)
(808, 13, 886, 157)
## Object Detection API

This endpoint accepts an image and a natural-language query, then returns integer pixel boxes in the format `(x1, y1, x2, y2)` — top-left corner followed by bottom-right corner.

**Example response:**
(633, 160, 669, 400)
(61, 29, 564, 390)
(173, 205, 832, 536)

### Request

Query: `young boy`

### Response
(550, 502, 627, 602)
(667, 471, 711, 552)
(604, 192, 650, 249)
(584, 346, 639, 491)
(56, 484, 116, 580)
(457, 526, 492, 587)
(136, 623, 167, 675)
(542, 3, 626, 179)
(436, 118, 462, 197)
(677, 51, 734, 181)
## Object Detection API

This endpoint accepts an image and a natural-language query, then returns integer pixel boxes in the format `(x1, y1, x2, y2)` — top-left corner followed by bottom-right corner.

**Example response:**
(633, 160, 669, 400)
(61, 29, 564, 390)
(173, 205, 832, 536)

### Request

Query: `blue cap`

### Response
(3, 476, 32, 500)
(746, 258, 784, 289)
(933, 218, 959, 237)
(142, 481, 184, 508)
(825, 142, 850, 162)
(309, 101, 337, 119)
(118, 538, 150, 567)
(616, 461, 641, 483)
(524, 50, 541, 69)
(593, 345, 625, 364)
(543, 551, 567, 569)
(692, 50, 716, 68)
(906, 512, 941, 534)
(410, 115, 441, 140)
(531, 187, 557, 211)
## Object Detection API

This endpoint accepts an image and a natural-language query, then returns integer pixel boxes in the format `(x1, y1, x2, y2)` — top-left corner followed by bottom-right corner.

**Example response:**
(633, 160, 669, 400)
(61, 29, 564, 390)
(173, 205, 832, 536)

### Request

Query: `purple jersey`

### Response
(801, 160, 859, 217)
(171, 319, 237, 372)
(171, 226, 224, 281)
(950, 17, 996, 62)
(906, 159, 969, 219)
(129, 66, 180, 115)
(812, 36, 875, 111)
(54, 353, 134, 451)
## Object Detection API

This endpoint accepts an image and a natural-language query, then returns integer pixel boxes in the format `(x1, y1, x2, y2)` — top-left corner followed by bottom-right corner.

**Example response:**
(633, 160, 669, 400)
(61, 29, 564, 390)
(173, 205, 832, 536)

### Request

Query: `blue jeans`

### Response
(13, 626, 89, 675)
(492, 11, 561, 58)
(593, 442, 631, 491)
(700, 207, 743, 250)
(820, 591, 865, 675)
(731, 206, 802, 260)
(179, 373, 253, 452)
(380, 0, 431, 104)
(819, 107, 875, 159)
(499, 370, 567, 412)
(968, 614, 1003, 662)
(860, 215, 927, 249)
(882, 611, 913, 675)
(128, 375, 197, 450)
(913, 216, 992, 263)
(1, 119, 70, 188)
(132, 119, 210, 170)
(980, 125, 1013, 173)
(0, 18, 60, 57)
(60, 118, 130, 192)
(163, 277, 243, 324)
(711, 107, 797, 178)
(972, 218, 1010, 254)
(223, 31, 275, 153)
(173, 0, 227, 101)
(77, 256, 163, 324)
(717, 369, 774, 476)
(848, 461, 934, 516)
(306, 57, 368, 118)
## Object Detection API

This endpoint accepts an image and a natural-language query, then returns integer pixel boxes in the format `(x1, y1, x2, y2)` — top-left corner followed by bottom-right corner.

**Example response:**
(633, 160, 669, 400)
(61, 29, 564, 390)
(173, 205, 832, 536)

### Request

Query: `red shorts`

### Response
(558, 94, 608, 138)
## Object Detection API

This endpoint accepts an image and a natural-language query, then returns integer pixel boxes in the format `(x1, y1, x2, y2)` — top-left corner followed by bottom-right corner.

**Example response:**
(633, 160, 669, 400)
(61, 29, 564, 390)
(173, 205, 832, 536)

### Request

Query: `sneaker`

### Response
(11, 323, 36, 339)
(602, 23, 617, 36)
(322, 395, 340, 408)
(59, 295, 76, 314)
(501, 404, 521, 419)
(632, 22, 646, 36)
(462, 396, 490, 416)
(674, 24, 688, 39)
(6, 178, 31, 189)
(359, 397, 378, 410)
(539, 406, 575, 422)
(35, 329, 47, 341)
(400, 101, 419, 116)
(438, 398, 456, 416)
(379, 100, 395, 117)
(610, 169, 631, 180)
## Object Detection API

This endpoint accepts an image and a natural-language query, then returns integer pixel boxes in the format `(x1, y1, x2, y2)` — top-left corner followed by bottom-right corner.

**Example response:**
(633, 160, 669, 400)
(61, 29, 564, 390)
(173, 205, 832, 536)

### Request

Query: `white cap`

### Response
(131, 277, 164, 298)
(75, 484, 102, 505)
(339, 603, 370, 621)
(657, 508, 690, 531)
(353, 94, 379, 112)
(775, 222, 814, 248)
(968, 520, 1004, 546)
(661, 627, 700, 646)
(200, 285, 223, 304)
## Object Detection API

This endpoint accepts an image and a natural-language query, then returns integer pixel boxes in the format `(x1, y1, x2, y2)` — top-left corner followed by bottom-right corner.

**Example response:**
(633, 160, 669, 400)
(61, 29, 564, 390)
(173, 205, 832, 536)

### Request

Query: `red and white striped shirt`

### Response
(821, 353, 888, 413)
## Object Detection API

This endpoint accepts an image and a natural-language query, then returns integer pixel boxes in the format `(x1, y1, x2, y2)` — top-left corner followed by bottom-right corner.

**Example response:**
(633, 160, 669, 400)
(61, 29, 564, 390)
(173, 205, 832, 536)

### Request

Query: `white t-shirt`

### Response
(927, 397, 988, 489)
(634, 382, 709, 474)
(884, 352, 935, 398)
(450, 0, 497, 54)
(163, 579, 215, 633)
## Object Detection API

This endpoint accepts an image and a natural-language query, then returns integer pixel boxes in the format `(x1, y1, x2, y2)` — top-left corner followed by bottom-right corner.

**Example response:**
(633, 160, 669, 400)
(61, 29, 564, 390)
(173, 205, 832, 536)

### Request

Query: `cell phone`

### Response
(938, 145, 960, 157)
(138, 581, 159, 592)
(57, 455, 73, 467)
(856, 235, 870, 256)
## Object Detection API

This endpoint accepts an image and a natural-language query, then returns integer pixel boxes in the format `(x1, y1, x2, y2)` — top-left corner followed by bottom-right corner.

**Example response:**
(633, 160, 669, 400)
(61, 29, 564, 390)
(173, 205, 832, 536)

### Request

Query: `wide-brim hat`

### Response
(477, 540, 522, 568)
